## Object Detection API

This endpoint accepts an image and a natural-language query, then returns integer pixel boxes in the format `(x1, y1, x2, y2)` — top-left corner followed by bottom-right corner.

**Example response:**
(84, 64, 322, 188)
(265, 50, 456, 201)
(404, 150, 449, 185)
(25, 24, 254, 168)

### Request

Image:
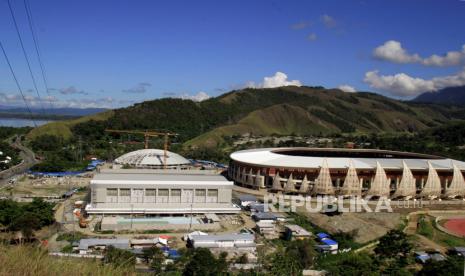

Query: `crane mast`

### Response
(105, 129, 177, 169)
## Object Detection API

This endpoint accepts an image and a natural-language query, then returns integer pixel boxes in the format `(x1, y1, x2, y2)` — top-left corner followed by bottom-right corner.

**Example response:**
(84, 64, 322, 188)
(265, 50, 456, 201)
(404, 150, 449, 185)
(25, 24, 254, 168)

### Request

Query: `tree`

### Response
(375, 229, 412, 259)
(9, 213, 41, 240)
(267, 247, 303, 276)
(183, 248, 228, 276)
(317, 252, 379, 276)
(104, 246, 136, 269)
(142, 246, 165, 274)
(418, 255, 464, 276)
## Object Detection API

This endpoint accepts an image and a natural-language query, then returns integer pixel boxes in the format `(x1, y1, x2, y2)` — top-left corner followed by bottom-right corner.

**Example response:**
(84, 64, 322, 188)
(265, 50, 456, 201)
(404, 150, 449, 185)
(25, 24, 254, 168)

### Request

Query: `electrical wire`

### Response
(7, 0, 46, 115)
(0, 41, 37, 128)
(23, 0, 54, 109)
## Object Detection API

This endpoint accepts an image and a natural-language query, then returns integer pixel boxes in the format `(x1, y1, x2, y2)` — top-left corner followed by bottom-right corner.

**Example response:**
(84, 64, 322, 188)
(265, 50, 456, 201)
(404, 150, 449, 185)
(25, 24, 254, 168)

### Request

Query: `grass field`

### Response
(416, 215, 465, 248)
(26, 110, 114, 141)
(0, 245, 134, 276)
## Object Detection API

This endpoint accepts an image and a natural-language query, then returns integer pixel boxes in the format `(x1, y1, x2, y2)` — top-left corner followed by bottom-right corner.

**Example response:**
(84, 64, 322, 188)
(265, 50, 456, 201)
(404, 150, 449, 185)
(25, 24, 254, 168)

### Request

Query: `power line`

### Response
(23, 0, 54, 109)
(0, 41, 37, 128)
(7, 0, 46, 115)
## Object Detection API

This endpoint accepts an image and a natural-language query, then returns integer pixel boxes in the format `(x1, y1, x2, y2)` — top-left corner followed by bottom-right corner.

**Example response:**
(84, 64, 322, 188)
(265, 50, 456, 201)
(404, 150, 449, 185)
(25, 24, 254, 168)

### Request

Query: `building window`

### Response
(206, 189, 218, 203)
(171, 189, 181, 203)
(145, 189, 156, 196)
(107, 188, 117, 196)
(195, 189, 206, 203)
(158, 189, 169, 203)
(195, 189, 206, 197)
(207, 189, 218, 197)
(171, 189, 181, 197)
(119, 189, 130, 196)
(158, 189, 169, 196)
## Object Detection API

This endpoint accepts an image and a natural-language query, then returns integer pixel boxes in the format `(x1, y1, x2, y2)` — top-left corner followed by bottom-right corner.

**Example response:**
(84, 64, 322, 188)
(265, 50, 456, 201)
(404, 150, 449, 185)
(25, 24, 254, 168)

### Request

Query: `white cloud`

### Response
(337, 85, 356, 92)
(373, 40, 465, 67)
(307, 33, 317, 41)
(321, 14, 337, 28)
(373, 40, 421, 64)
(364, 67, 465, 97)
(247, 72, 302, 88)
(0, 92, 119, 109)
(180, 91, 210, 102)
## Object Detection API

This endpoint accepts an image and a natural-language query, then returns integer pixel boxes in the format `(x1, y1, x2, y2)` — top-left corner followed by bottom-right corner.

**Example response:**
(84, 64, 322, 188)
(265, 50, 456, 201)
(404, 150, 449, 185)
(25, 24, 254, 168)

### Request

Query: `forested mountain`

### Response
(27, 86, 465, 148)
(413, 86, 465, 106)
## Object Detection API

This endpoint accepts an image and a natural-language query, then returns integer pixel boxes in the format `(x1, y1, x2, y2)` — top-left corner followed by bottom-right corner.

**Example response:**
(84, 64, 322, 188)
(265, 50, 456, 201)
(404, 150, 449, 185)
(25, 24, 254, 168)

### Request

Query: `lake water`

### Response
(0, 118, 52, 127)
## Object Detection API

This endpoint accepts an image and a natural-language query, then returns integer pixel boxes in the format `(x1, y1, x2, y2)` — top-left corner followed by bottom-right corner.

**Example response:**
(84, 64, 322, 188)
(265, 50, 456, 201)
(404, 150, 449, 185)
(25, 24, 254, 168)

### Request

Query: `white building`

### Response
(189, 234, 255, 250)
(85, 169, 240, 214)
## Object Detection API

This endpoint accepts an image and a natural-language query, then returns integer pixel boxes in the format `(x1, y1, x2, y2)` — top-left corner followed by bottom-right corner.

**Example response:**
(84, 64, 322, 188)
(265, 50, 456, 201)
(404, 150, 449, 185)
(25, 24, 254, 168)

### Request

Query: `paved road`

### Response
(0, 135, 38, 185)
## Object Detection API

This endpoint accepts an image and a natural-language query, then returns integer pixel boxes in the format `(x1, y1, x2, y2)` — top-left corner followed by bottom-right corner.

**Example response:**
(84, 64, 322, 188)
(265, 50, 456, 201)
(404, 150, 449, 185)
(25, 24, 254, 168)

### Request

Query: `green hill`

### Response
(27, 86, 465, 149)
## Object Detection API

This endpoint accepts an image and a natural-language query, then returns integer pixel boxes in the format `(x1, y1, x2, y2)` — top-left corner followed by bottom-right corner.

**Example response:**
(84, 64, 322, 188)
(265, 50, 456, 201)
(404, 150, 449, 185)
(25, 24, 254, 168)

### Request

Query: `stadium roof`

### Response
(230, 148, 465, 171)
(114, 149, 191, 167)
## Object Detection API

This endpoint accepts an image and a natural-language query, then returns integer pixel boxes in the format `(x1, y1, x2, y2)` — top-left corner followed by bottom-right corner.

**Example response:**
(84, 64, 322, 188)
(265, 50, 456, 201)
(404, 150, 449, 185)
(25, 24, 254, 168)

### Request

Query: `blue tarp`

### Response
(168, 249, 180, 258)
(321, 238, 338, 246)
(317, 233, 330, 239)
(28, 170, 85, 177)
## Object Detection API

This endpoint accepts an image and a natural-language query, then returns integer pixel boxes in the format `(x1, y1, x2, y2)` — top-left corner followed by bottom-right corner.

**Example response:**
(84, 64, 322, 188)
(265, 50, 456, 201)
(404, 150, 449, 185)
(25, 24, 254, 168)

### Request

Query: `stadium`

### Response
(228, 148, 465, 199)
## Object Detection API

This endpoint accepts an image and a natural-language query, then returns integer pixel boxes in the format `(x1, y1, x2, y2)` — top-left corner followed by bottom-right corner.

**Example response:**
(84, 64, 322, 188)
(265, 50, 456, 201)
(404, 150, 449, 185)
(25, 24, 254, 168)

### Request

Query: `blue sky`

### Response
(1, 0, 465, 108)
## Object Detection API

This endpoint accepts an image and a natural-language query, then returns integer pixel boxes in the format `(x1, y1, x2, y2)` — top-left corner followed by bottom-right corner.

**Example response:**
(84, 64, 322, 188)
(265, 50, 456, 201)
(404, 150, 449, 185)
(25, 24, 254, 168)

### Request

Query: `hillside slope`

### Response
(27, 86, 465, 149)
(413, 86, 465, 106)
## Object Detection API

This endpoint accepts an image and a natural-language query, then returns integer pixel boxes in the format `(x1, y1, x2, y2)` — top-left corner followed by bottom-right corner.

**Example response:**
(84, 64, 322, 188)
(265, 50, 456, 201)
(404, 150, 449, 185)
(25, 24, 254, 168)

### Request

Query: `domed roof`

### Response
(114, 149, 191, 168)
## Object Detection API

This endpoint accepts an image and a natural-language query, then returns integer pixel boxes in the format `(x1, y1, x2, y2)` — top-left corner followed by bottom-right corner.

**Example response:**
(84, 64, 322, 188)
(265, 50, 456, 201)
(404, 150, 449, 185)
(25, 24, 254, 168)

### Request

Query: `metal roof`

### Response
(231, 148, 465, 171)
(91, 171, 232, 186)
(252, 212, 278, 220)
(190, 233, 255, 242)
(78, 238, 130, 250)
(237, 194, 258, 202)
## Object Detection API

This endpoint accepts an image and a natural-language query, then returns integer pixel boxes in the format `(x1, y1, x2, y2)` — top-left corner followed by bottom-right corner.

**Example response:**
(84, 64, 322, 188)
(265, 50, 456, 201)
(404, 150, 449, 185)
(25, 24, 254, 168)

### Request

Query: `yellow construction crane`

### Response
(105, 129, 178, 169)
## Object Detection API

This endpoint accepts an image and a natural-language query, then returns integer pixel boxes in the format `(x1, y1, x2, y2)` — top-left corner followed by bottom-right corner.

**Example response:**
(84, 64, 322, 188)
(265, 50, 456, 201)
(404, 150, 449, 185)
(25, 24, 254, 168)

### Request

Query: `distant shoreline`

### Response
(0, 112, 77, 121)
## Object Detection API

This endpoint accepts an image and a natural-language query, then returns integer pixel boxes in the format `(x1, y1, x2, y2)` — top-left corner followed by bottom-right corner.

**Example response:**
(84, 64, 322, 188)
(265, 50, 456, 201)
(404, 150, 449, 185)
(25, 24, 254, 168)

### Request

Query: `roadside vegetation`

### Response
(0, 198, 55, 240)
(0, 245, 134, 276)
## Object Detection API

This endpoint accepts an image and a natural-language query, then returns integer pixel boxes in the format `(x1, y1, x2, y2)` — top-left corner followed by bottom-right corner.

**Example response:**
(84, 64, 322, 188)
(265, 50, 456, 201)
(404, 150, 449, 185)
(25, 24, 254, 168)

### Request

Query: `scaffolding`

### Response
(392, 161, 416, 198)
(271, 172, 283, 191)
(284, 173, 296, 193)
(312, 159, 335, 195)
(419, 162, 442, 198)
(299, 175, 310, 194)
(445, 163, 465, 198)
(366, 161, 390, 197)
(340, 160, 361, 196)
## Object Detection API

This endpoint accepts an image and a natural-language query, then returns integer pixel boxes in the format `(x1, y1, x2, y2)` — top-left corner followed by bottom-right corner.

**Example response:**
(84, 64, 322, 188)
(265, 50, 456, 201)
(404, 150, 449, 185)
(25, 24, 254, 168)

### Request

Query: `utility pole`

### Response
(130, 204, 134, 230)
(188, 203, 193, 232)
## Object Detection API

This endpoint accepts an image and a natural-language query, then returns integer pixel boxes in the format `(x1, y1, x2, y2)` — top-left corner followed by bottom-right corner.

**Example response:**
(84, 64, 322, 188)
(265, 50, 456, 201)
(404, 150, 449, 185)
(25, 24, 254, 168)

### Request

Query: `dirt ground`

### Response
(298, 210, 402, 244)
(0, 174, 92, 198)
